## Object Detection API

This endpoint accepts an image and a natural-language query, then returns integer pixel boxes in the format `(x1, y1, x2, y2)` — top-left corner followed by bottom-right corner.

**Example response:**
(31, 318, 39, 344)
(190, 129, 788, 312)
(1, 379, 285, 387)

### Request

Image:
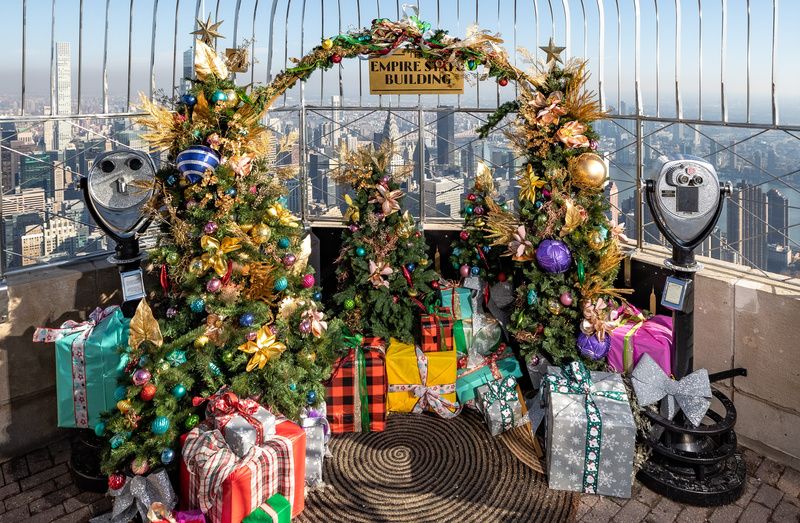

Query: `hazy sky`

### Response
(1, 0, 798, 123)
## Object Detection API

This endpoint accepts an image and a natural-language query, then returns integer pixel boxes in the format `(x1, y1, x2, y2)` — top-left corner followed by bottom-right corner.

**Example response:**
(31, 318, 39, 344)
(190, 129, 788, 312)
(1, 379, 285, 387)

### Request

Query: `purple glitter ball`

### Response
(283, 254, 297, 267)
(542, 188, 551, 199)
(299, 320, 312, 334)
(166, 307, 178, 318)
(246, 331, 258, 341)
(577, 332, 611, 360)
(348, 224, 359, 233)
(203, 221, 218, 234)
(380, 175, 390, 184)
(535, 239, 572, 273)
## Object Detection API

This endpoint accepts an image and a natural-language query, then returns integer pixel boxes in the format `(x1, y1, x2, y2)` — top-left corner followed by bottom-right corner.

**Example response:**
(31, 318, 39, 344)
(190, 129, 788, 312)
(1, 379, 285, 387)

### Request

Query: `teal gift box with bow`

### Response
(439, 287, 473, 320)
(544, 362, 636, 498)
(33, 306, 130, 429)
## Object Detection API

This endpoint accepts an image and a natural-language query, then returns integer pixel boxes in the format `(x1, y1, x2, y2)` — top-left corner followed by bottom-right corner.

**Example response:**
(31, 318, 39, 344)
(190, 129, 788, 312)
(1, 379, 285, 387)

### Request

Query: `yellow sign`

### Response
(369, 50, 464, 95)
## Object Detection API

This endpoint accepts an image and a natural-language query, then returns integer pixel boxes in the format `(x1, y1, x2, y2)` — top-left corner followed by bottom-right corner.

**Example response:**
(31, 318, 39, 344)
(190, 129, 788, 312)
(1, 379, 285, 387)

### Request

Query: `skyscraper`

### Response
(54, 42, 72, 150)
(436, 107, 454, 165)
(726, 182, 768, 268)
(766, 188, 789, 248)
(182, 48, 193, 94)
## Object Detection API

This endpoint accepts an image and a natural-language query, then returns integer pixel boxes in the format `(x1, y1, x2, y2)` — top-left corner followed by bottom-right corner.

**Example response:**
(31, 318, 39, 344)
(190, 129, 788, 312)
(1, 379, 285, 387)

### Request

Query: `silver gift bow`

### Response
(631, 353, 712, 427)
(90, 469, 177, 523)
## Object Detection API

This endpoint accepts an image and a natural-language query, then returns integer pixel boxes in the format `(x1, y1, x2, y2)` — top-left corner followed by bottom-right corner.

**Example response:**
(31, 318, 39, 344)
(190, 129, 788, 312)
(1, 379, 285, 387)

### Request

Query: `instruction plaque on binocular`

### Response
(369, 50, 464, 94)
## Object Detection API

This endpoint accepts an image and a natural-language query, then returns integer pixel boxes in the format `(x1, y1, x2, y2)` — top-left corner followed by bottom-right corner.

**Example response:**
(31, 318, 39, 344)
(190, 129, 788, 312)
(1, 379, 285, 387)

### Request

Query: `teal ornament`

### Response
(534, 200, 544, 210)
(151, 416, 170, 435)
(274, 276, 289, 291)
(190, 298, 205, 313)
(211, 90, 228, 104)
(598, 226, 609, 240)
(166, 350, 187, 367)
(501, 202, 509, 211)
(94, 422, 106, 437)
(208, 362, 221, 376)
(306, 390, 317, 405)
(114, 386, 128, 401)
(452, 247, 462, 256)
(278, 196, 288, 206)
(355, 247, 366, 257)
(358, 34, 372, 42)
(278, 237, 290, 249)
(166, 175, 177, 187)
(451, 261, 460, 270)
(470, 266, 480, 275)
(171, 384, 187, 399)
(467, 59, 477, 70)
(160, 448, 175, 465)
(289, 383, 297, 391)
(527, 289, 538, 306)
(192, 130, 202, 139)
(225, 187, 237, 197)
(109, 434, 125, 449)
(465, 205, 474, 215)
(313, 291, 322, 301)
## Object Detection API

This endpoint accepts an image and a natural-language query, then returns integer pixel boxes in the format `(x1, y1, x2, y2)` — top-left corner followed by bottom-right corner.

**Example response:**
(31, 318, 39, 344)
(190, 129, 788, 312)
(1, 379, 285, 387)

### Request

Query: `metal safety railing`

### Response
(0, 0, 797, 283)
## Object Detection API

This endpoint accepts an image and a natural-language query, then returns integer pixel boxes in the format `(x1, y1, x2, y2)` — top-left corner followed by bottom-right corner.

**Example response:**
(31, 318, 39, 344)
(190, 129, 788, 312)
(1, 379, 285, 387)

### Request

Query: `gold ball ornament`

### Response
(253, 223, 272, 244)
(189, 258, 205, 275)
(588, 230, 606, 251)
(547, 300, 563, 315)
(322, 39, 334, 50)
(571, 153, 608, 190)
(116, 400, 132, 413)
(408, 289, 418, 297)
(222, 89, 239, 108)
(194, 335, 210, 349)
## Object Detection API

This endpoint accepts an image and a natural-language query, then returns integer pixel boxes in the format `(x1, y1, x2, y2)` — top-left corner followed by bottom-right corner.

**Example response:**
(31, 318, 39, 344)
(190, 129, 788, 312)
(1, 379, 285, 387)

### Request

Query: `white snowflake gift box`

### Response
(543, 361, 636, 498)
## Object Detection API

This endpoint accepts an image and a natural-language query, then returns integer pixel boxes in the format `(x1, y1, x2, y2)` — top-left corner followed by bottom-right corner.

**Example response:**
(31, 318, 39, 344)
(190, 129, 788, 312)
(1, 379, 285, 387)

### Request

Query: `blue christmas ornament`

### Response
(289, 383, 297, 391)
(94, 422, 106, 437)
(171, 384, 187, 399)
(355, 247, 366, 257)
(151, 416, 170, 435)
(312, 291, 322, 301)
(239, 313, 255, 327)
(114, 386, 128, 401)
(452, 247, 462, 256)
(138, 355, 149, 366)
(534, 200, 544, 210)
(406, 263, 416, 272)
(181, 94, 197, 106)
(225, 187, 237, 197)
(470, 266, 480, 275)
(306, 390, 317, 405)
(166, 175, 178, 187)
(176, 146, 220, 184)
(527, 289, 538, 306)
(161, 448, 175, 465)
(190, 298, 205, 313)
(482, 245, 491, 253)
(109, 434, 125, 449)
(274, 277, 289, 292)
(278, 237, 290, 249)
(166, 350, 187, 366)
(210, 90, 228, 104)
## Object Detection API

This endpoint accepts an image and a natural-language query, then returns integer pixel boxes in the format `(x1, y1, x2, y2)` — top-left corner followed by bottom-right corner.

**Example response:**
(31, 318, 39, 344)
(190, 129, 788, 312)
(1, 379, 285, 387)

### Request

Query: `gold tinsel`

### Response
(246, 263, 278, 309)
(483, 197, 521, 247)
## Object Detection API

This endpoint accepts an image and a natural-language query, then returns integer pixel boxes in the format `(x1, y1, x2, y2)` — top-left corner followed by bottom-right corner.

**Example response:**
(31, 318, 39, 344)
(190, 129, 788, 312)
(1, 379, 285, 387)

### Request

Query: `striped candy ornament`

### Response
(176, 145, 220, 184)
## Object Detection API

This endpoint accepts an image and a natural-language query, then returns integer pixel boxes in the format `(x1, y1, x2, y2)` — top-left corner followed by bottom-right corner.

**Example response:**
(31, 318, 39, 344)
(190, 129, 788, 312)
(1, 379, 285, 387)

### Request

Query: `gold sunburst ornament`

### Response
(518, 164, 546, 202)
(238, 325, 287, 371)
(192, 14, 225, 46)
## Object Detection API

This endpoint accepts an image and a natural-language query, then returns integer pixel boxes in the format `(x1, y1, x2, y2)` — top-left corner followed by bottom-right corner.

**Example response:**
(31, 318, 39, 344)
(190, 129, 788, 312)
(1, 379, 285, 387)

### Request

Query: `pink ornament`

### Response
(186, 200, 198, 209)
(283, 254, 297, 267)
(459, 230, 470, 241)
(131, 458, 150, 475)
(249, 185, 258, 195)
(203, 221, 218, 234)
(459, 264, 470, 278)
(467, 193, 477, 201)
(246, 331, 258, 341)
(132, 369, 151, 386)
(473, 206, 484, 216)
(302, 274, 315, 288)
(542, 189, 551, 199)
(348, 224, 359, 233)
(166, 307, 177, 318)
(299, 320, 312, 334)
(206, 278, 222, 293)
(560, 292, 573, 307)
(590, 139, 599, 150)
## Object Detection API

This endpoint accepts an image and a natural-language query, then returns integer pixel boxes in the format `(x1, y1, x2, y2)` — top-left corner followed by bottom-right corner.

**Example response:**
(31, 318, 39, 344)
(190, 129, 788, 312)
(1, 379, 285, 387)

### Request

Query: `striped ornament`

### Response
(176, 145, 220, 184)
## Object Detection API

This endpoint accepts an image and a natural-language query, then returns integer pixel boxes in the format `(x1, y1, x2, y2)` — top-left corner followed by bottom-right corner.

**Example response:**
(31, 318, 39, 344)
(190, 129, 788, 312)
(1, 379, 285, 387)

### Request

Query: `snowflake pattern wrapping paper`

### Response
(544, 364, 636, 498)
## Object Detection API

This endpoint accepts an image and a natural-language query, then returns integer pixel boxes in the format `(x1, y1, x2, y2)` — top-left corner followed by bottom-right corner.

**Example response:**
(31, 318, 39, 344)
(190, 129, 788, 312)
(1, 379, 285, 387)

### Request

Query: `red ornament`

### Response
(392, 296, 399, 304)
(498, 78, 509, 87)
(536, 324, 545, 335)
(302, 274, 316, 288)
(497, 272, 507, 282)
(108, 473, 126, 490)
(140, 383, 157, 401)
(414, 231, 422, 238)
(331, 54, 342, 63)
(467, 193, 477, 201)
(459, 230, 470, 241)
(431, 280, 440, 290)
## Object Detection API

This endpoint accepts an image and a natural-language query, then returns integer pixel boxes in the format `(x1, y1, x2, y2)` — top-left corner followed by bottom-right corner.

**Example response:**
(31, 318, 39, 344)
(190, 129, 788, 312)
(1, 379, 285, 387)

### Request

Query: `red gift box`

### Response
(180, 420, 305, 523)
(420, 307, 454, 352)
(325, 336, 386, 433)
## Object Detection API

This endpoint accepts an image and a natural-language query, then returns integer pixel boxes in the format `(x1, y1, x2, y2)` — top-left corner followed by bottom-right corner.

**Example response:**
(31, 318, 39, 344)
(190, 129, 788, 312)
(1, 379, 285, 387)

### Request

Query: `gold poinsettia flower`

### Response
(343, 194, 360, 223)
(556, 120, 590, 149)
(238, 325, 287, 371)
(518, 164, 546, 202)
(561, 198, 587, 237)
(199, 235, 242, 277)
(267, 203, 300, 227)
(531, 91, 567, 126)
(369, 185, 403, 216)
(368, 259, 393, 288)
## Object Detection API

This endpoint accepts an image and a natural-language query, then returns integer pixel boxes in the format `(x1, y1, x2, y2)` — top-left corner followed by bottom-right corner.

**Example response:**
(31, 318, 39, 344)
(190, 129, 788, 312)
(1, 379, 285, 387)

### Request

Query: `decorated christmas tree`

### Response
(332, 142, 438, 342)
(449, 161, 513, 285)
(99, 27, 339, 476)
(483, 46, 625, 365)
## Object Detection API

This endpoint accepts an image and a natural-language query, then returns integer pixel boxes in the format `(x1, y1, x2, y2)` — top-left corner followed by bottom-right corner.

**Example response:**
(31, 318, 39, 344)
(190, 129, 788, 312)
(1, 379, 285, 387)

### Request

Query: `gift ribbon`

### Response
(90, 469, 177, 523)
(33, 305, 120, 428)
(388, 346, 461, 418)
(198, 235, 241, 277)
(483, 376, 518, 430)
(193, 390, 266, 447)
(453, 320, 468, 353)
(621, 318, 645, 374)
(545, 361, 627, 494)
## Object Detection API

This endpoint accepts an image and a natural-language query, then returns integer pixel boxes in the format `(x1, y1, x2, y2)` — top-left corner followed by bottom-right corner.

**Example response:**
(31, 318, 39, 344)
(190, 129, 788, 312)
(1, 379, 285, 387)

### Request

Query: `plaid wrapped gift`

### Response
(325, 335, 386, 433)
(420, 307, 454, 352)
(179, 420, 306, 522)
(386, 338, 460, 418)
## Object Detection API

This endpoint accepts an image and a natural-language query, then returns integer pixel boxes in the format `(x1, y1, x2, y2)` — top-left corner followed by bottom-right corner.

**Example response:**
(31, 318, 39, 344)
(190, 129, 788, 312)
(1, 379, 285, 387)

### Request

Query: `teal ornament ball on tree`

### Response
(190, 298, 205, 313)
(171, 384, 187, 399)
(94, 422, 106, 437)
(151, 416, 170, 435)
(274, 277, 289, 291)
(355, 247, 366, 257)
(278, 237, 291, 249)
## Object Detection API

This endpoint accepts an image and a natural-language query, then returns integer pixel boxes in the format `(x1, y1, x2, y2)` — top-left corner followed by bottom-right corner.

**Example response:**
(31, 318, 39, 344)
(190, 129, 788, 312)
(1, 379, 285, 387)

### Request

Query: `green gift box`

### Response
(455, 347, 523, 404)
(33, 306, 130, 429)
(243, 493, 292, 523)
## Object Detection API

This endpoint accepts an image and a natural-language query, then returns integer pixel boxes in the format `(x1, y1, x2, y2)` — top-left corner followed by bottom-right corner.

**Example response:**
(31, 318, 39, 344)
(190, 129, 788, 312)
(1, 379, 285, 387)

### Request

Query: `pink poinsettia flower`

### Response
(509, 225, 535, 261)
(532, 91, 567, 126)
(302, 307, 328, 338)
(368, 259, 393, 288)
(556, 121, 590, 149)
(206, 133, 222, 149)
(229, 154, 253, 177)
(610, 222, 630, 243)
(369, 185, 403, 216)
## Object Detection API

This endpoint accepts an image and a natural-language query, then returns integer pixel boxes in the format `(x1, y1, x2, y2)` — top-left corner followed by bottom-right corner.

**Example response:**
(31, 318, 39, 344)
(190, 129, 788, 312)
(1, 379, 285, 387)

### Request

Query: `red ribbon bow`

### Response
(193, 390, 265, 446)
(480, 343, 509, 380)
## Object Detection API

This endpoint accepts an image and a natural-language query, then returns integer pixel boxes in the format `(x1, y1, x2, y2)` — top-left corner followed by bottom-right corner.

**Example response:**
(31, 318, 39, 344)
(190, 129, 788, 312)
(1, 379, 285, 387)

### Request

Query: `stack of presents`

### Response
(36, 278, 701, 522)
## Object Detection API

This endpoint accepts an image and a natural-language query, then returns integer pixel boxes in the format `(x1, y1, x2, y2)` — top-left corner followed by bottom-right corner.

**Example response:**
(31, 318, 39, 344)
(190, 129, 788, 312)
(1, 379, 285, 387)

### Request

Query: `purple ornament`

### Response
(348, 224, 359, 233)
(589, 139, 599, 150)
(380, 175, 390, 185)
(536, 239, 572, 273)
(542, 188, 551, 199)
(459, 264, 470, 278)
(299, 320, 312, 334)
(302, 274, 316, 288)
(203, 221, 218, 234)
(166, 307, 178, 319)
(473, 206, 484, 216)
(186, 200, 198, 209)
(206, 278, 222, 293)
(246, 331, 258, 341)
(283, 254, 297, 267)
(577, 332, 611, 360)
(132, 369, 151, 386)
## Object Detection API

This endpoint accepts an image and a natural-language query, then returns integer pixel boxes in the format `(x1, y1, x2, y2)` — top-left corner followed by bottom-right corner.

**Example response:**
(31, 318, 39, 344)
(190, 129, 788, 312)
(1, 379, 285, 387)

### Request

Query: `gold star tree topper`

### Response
(539, 37, 566, 67)
(192, 14, 224, 46)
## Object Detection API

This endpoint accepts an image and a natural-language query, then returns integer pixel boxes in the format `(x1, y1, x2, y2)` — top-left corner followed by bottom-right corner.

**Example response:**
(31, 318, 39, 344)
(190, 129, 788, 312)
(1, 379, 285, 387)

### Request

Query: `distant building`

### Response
(55, 42, 72, 150)
(766, 189, 789, 249)
(19, 151, 58, 199)
(726, 182, 767, 268)
(436, 107, 454, 165)
(182, 48, 193, 95)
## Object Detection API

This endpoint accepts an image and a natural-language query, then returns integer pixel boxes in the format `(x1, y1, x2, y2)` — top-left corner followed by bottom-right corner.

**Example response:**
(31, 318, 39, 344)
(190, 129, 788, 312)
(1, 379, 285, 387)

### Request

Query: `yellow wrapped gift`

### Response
(386, 338, 460, 418)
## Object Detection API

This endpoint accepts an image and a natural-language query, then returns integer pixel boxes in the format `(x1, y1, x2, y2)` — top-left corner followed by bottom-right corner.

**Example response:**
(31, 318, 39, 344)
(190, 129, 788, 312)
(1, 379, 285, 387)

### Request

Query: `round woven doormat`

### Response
(297, 411, 576, 522)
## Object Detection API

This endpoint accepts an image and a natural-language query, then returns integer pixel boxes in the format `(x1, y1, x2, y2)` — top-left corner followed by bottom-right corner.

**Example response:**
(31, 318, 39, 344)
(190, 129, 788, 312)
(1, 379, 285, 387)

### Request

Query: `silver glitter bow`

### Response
(631, 353, 712, 427)
(90, 469, 177, 523)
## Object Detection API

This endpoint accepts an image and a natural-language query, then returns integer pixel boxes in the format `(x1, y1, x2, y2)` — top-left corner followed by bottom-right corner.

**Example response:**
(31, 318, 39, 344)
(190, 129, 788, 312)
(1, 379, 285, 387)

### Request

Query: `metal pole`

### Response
(635, 117, 644, 249)
(417, 107, 425, 221)
(299, 104, 308, 223)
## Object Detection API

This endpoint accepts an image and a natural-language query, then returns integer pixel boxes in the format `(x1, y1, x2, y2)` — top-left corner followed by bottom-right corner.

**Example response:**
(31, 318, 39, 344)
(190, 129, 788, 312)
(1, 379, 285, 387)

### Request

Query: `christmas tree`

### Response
(99, 28, 339, 475)
(448, 161, 513, 285)
(332, 142, 438, 342)
(483, 49, 625, 365)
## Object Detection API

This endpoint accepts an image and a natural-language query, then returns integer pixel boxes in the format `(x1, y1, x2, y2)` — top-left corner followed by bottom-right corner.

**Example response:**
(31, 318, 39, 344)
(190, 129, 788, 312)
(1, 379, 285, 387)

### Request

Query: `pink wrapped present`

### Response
(608, 314, 673, 375)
